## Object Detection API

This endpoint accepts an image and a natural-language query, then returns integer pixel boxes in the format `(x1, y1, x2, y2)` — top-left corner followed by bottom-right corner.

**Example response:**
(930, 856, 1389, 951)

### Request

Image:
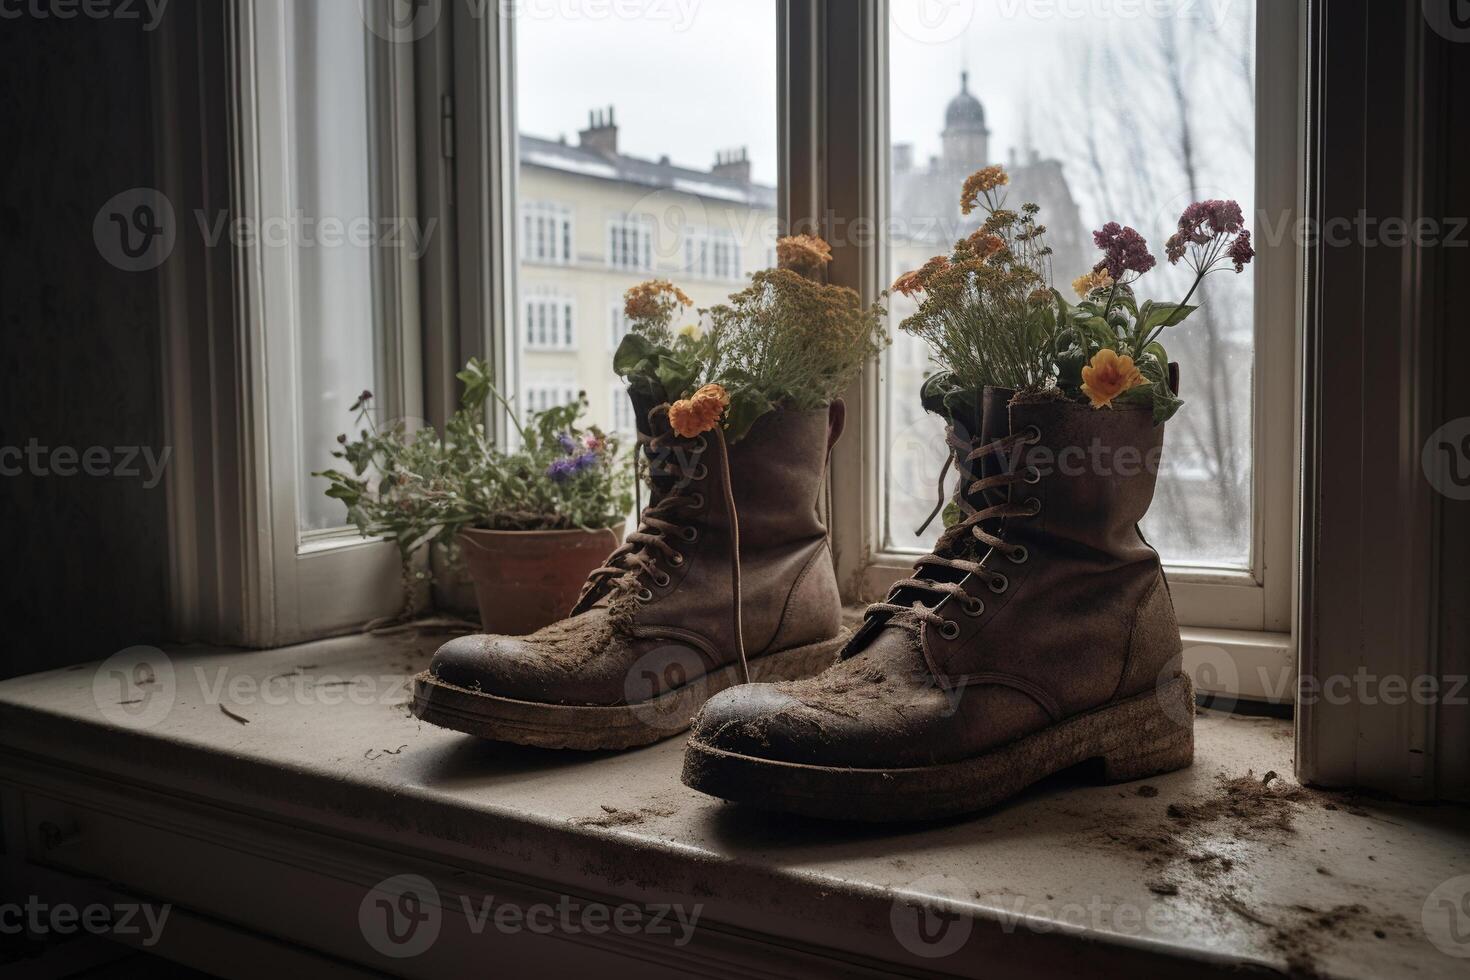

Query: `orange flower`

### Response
(892, 269, 926, 297)
(963, 231, 1006, 260)
(668, 383, 730, 437)
(624, 280, 692, 322)
(776, 234, 832, 276)
(960, 166, 1009, 215)
(1081, 349, 1148, 409)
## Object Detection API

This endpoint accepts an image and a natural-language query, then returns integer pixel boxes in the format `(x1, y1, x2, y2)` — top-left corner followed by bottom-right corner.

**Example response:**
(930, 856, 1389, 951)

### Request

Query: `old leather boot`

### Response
(682, 390, 1192, 819)
(411, 394, 848, 750)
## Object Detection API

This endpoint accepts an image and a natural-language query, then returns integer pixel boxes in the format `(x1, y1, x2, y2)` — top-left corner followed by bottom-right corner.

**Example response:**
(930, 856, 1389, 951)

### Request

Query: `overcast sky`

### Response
(516, 0, 1255, 257)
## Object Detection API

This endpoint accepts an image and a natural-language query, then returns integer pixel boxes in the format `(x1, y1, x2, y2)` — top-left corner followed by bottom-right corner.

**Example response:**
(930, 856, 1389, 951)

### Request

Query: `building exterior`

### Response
(515, 108, 776, 438)
(515, 79, 1085, 546)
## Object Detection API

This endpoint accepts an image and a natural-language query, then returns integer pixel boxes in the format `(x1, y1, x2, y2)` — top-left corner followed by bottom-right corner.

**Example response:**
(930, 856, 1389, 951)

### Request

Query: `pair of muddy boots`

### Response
(413, 388, 1193, 821)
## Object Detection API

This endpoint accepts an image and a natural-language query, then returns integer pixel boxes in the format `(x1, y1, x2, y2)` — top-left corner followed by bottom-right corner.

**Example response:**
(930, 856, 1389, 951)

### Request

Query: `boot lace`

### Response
(575, 405, 750, 682)
(867, 424, 1042, 635)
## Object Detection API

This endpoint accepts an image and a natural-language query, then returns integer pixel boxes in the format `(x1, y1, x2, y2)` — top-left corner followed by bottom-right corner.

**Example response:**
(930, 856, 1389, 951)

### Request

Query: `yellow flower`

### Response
(960, 166, 1009, 215)
(1072, 268, 1114, 298)
(668, 383, 729, 438)
(776, 234, 833, 276)
(677, 323, 702, 341)
(1081, 349, 1148, 409)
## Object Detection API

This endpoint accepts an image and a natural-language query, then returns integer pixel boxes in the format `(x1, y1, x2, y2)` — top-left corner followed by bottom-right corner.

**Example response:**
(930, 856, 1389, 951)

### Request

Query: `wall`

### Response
(0, 13, 170, 678)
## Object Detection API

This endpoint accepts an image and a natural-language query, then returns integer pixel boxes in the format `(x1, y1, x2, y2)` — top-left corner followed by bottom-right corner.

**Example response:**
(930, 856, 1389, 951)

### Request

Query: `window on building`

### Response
(520, 201, 573, 264)
(610, 386, 637, 437)
(606, 214, 654, 272)
(523, 381, 580, 416)
(523, 294, 576, 351)
(609, 303, 633, 351)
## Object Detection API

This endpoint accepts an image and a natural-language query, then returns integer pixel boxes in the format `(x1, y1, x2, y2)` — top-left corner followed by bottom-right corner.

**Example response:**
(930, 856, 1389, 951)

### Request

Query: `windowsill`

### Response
(0, 629, 1462, 977)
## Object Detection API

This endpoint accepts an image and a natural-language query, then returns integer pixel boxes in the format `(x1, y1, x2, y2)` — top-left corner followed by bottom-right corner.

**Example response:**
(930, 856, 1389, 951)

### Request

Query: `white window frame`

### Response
(609, 302, 633, 351)
(523, 380, 579, 416)
(160, 0, 421, 646)
(519, 199, 573, 265)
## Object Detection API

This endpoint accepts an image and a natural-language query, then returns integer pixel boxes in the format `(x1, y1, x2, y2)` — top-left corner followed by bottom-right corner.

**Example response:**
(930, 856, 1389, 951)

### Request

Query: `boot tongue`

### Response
(626, 385, 682, 502)
(973, 386, 1016, 512)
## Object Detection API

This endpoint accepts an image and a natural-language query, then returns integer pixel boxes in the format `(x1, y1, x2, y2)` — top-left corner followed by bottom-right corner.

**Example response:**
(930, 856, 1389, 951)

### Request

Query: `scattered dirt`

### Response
(218, 703, 250, 725)
(576, 803, 679, 828)
(364, 744, 408, 761)
(1086, 769, 1409, 977)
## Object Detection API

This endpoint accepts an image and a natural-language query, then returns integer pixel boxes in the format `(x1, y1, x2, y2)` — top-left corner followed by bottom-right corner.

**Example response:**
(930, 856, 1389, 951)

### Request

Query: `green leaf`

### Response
(1141, 303, 1197, 332)
(612, 333, 656, 377)
(1054, 344, 1088, 389)
(722, 387, 774, 444)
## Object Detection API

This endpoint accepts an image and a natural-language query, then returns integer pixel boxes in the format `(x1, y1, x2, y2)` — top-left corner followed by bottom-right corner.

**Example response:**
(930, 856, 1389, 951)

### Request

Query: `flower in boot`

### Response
(677, 323, 703, 341)
(1072, 268, 1114, 298)
(1092, 223, 1156, 280)
(669, 383, 730, 438)
(1081, 348, 1148, 409)
(776, 234, 833, 277)
(960, 166, 1009, 215)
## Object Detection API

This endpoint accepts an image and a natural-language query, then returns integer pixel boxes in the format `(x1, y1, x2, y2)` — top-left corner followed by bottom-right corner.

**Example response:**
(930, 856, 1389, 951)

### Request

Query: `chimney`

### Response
(712, 147, 751, 184)
(578, 106, 618, 156)
(892, 143, 913, 175)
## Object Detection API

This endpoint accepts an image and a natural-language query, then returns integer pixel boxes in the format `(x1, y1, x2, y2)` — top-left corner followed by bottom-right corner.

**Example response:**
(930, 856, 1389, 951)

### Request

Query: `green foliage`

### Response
(1051, 287, 1187, 423)
(315, 358, 634, 573)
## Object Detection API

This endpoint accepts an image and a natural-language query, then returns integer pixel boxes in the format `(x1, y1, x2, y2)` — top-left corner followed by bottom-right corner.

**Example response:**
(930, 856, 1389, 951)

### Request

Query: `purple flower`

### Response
(546, 457, 576, 483)
(570, 451, 599, 474)
(1092, 222, 1156, 279)
(1228, 230, 1254, 272)
(556, 432, 578, 455)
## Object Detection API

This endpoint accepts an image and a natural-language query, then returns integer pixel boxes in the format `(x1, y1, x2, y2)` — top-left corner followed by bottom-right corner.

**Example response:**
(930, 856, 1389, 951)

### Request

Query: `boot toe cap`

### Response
(690, 684, 817, 762)
(428, 633, 540, 696)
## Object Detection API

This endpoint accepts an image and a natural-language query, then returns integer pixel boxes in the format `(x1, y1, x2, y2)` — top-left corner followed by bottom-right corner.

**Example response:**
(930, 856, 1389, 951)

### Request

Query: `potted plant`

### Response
(316, 358, 633, 635)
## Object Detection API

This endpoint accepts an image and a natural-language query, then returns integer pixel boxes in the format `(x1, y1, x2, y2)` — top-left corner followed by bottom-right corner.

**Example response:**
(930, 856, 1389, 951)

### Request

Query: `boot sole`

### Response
(681, 672, 1195, 821)
(410, 631, 848, 751)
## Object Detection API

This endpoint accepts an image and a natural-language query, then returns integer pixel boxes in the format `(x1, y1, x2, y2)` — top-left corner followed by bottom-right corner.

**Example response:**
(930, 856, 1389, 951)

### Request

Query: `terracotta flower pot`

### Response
(457, 524, 624, 636)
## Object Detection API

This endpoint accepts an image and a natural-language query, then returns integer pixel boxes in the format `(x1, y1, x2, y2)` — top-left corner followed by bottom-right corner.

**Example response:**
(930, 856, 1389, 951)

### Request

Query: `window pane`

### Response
(884, 0, 1256, 568)
(513, 3, 778, 439)
(289, 4, 379, 533)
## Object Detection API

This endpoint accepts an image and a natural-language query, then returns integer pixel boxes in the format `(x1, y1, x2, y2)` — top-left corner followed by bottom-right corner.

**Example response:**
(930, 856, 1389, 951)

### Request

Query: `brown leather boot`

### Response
(682, 390, 1192, 819)
(411, 396, 848, 750)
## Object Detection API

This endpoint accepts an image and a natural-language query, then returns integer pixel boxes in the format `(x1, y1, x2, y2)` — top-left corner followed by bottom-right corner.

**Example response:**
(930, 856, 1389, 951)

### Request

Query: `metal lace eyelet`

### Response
(961, 595, 985, 617)
(687, 493, 706, 509)
(1023, 465, 1041, 485)
(680, 526, 699, 542)
(1023, 425, 1042, 444)
(1026, 497, 1043, 516)
(1008, 545, 1029, 564)
(988, 573, 1009, 595)
(669, 552, 685, 566)
(691, 463, 709, 481)
(635, 588, 654, 603)
(652, 571, 671, 588)
(938, 620, 960, 640)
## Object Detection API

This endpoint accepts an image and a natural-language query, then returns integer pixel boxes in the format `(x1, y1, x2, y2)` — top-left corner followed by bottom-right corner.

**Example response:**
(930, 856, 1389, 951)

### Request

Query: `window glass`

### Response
(288, 3, 379, 533)
(885, 0, 1257, 568)
(513, 2, 778, 439)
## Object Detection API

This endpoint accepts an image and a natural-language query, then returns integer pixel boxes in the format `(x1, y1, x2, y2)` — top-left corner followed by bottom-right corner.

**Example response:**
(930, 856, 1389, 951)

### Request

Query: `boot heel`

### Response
(1097, 728, 1194, 783)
